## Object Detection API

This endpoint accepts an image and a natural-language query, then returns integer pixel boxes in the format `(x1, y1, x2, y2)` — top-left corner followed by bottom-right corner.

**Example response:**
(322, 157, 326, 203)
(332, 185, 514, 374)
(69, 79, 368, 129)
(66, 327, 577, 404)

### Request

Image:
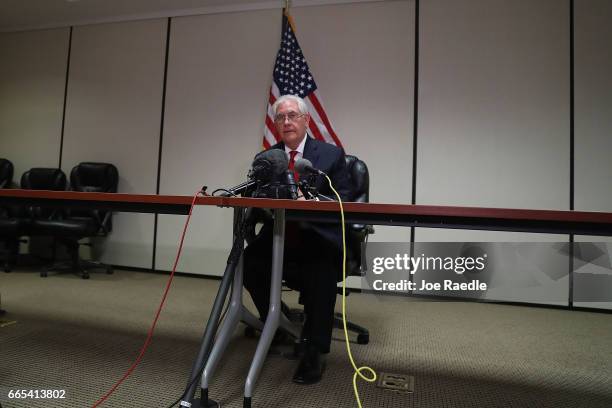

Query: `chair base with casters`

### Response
(333, 312, 369, 344)
(40, 237, 113, 279)
(32, 216, 114, 279)
(272, 296, 370, 348)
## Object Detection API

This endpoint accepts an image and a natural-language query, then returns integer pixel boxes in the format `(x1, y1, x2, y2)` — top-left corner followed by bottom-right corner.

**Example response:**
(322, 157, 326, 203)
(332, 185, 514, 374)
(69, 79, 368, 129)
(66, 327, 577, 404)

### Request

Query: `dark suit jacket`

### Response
(269, 136, 352, 249)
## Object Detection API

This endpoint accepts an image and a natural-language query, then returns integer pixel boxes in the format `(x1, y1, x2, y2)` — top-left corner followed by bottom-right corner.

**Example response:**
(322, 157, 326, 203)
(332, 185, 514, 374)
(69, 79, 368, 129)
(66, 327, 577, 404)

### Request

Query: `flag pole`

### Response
(284, 0, 297, 33)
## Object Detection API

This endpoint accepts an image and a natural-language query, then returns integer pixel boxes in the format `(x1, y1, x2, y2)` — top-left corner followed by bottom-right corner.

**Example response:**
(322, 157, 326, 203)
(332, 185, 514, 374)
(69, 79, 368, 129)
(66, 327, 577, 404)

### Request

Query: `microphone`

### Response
(220, 179, 257, 197)
(294, 158, 326, 176)
(251, 149, 289, 182)
(250, 149, 298, 199)
(220, 149, 288, 197)
(285, 171, 298, 200)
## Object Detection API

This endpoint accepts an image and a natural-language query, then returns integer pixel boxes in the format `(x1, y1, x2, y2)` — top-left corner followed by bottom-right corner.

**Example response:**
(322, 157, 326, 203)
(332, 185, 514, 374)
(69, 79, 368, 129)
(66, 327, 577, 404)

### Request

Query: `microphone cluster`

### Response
(221, 150, 325, 199)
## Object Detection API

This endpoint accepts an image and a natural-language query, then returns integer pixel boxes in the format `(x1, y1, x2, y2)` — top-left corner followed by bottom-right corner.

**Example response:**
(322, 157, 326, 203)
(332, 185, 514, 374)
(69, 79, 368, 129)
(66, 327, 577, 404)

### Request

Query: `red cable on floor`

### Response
(91, 191, 201, 408)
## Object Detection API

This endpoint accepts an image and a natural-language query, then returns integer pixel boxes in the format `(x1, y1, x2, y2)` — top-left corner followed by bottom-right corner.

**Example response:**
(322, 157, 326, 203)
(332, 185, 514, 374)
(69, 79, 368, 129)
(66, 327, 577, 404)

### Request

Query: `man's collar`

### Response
(284, 135, 307, 155)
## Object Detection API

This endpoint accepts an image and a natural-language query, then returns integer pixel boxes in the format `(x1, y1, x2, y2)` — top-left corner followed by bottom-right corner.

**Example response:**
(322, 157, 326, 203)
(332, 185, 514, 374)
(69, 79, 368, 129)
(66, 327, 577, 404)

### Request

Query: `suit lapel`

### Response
(303, 137, 320, 167)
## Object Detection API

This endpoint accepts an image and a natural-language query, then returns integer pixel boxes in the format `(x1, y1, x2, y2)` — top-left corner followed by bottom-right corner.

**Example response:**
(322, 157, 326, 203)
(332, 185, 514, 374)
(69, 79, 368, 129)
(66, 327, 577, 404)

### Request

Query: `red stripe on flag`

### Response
(268, 89, 277, 105)
(265, 115, 280, 142)
(309, 92, 343, 148)
(262, 88, 280, 148)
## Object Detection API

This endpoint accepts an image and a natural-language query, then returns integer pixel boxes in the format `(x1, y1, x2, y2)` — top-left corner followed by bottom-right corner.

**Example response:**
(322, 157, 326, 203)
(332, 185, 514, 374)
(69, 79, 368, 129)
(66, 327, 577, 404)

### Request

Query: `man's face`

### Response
(274, 100, 310, 150)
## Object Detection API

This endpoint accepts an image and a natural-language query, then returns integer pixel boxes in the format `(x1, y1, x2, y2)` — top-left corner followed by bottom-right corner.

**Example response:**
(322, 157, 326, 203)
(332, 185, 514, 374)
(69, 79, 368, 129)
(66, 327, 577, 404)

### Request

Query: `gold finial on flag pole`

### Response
(284, 0, 296, 32)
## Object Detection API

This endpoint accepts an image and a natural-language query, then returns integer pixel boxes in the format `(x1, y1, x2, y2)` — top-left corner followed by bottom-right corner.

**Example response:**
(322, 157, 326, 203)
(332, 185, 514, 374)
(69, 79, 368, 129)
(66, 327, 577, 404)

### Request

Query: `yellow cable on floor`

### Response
(326, 176, 377, 408)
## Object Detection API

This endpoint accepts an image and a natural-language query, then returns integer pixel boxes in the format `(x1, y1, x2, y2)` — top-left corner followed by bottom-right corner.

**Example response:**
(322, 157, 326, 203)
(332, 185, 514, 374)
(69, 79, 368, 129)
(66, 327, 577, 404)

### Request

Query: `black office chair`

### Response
(20, 167, 69, 273)
(20, 167, 67, 200)
(0, 159, 21, 272)
(68, 162, 118, 237)
(60, 162, 118, 279)
(21, 164, 118, 279)
(64, 162, 118, 278)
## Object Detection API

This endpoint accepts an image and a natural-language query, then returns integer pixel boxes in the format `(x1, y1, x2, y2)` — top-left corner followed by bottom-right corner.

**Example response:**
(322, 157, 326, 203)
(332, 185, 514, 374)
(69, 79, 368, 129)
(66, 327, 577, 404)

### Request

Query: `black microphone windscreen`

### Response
(294, 158, 313, 176)
(251, 149, 288, 182)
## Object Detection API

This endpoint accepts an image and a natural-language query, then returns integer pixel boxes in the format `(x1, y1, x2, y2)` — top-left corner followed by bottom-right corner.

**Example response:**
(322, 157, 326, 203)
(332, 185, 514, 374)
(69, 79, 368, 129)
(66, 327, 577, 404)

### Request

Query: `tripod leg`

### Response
(179, 208, 246, 407)
(244, 209, 285, 403)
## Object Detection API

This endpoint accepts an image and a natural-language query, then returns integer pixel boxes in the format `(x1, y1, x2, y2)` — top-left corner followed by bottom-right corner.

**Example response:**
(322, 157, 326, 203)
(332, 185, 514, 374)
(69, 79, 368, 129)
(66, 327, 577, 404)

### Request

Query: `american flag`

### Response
(263, 8, 343, 150)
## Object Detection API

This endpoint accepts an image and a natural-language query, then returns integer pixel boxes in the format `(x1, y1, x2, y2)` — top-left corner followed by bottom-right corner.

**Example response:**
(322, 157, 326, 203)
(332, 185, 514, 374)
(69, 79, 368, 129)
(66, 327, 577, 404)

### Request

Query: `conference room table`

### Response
(2, 189, 612, 407)
(2, 189, 612, 234)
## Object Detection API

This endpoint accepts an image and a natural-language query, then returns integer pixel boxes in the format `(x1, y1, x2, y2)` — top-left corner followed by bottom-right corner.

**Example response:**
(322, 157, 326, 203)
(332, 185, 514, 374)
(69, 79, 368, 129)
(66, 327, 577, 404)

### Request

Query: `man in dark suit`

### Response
(243, 94, 351, 384)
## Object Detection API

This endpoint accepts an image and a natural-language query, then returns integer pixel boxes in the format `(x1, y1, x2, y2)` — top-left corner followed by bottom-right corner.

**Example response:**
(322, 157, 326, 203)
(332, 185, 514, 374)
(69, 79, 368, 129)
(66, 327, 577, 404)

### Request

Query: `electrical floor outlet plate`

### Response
(376, 372, 414, 393)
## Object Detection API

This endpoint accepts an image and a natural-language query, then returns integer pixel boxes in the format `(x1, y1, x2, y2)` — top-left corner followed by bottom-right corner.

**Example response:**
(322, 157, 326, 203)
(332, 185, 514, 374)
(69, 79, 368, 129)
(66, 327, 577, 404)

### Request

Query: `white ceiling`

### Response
(0, 0, 270, 32)
(0, 0, 381, 32)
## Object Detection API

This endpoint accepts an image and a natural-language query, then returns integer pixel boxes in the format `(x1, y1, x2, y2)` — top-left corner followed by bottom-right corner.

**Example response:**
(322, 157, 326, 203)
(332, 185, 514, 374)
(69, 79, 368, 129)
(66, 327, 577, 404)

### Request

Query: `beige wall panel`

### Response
(0, 28, 69, 179)
(574, 0, 612, 310)
(62, 19, 167, 268)
(156, 10, 279, 275)
(415, 0, 570, 304)
(575, 0, 612, 213)
(292, 1, 415, 243)
(417, 0, 569, 210)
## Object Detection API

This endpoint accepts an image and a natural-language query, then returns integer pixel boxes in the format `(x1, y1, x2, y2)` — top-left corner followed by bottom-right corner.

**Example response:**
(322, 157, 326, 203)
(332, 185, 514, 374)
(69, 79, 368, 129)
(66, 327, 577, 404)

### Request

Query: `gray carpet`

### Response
(1, 269, 611, 408)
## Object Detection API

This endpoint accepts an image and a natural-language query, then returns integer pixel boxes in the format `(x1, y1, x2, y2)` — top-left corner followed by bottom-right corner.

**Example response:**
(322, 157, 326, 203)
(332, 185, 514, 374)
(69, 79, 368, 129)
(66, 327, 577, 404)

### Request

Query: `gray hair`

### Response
(272, 94, 309, 115)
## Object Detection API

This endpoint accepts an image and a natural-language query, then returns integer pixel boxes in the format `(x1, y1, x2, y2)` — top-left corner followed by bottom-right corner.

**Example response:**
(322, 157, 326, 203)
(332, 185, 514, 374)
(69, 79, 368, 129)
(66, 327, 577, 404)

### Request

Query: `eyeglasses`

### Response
(273, 112, 306, 123)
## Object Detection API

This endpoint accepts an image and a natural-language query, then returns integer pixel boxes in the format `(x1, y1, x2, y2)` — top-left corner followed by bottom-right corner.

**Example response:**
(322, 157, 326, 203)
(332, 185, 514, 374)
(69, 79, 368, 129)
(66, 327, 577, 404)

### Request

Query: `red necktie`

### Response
(288, 150, 299, 181)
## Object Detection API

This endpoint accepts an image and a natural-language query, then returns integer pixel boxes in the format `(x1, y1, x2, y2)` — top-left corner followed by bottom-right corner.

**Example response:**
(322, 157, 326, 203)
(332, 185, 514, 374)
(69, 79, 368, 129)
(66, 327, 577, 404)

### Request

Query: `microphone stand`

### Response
(298, 177, 334, 201)
(315, 193, 335, 201)
(178, 207, 247, 407)
(297, 181, 318, 200)
(219, 179, 257, 197)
